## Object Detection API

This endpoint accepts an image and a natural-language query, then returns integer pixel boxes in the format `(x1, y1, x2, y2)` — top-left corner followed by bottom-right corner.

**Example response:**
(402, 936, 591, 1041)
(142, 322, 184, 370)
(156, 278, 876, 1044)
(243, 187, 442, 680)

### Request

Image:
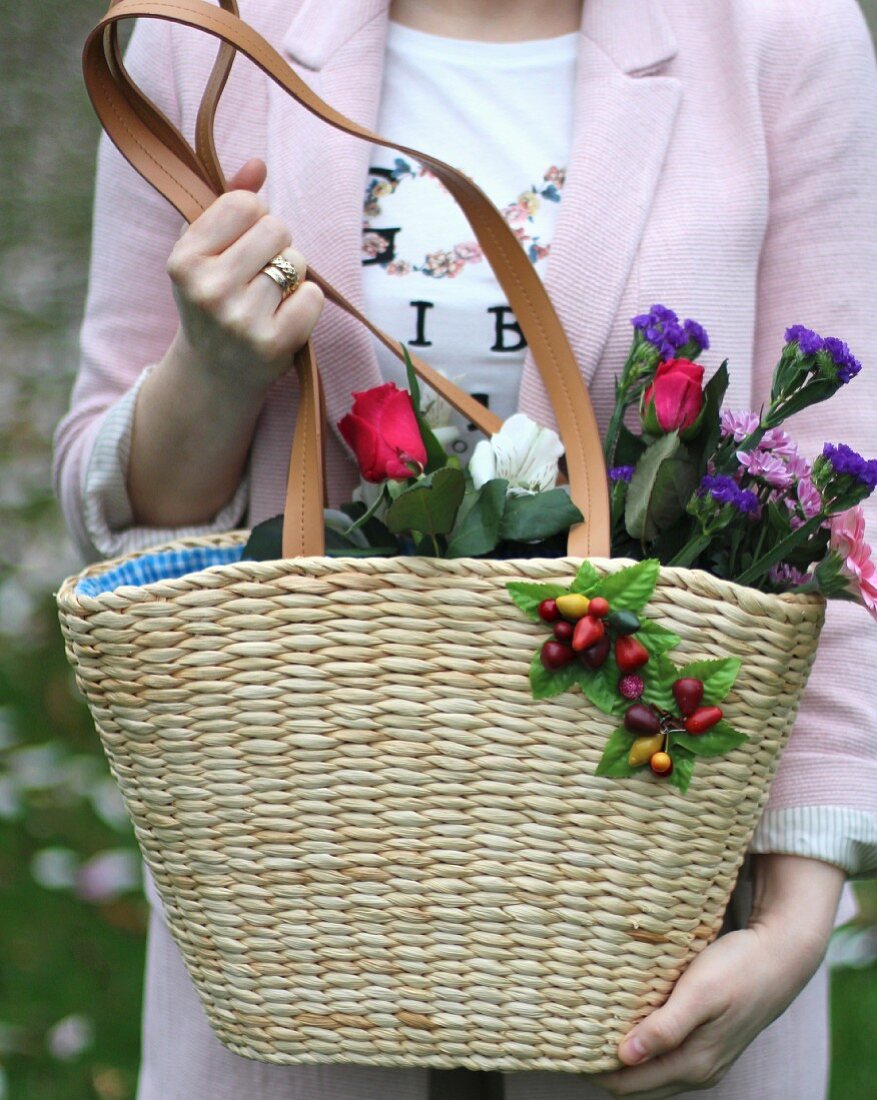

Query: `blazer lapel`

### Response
(519, 0, 682, 427)
(267, 0, 390, 440)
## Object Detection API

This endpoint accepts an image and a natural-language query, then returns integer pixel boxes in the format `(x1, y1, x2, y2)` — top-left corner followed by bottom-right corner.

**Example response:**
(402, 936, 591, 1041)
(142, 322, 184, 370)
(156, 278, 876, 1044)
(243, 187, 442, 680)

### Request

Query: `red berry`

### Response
(615, 634, 649, 672)
(588, 596, 610, 618)
(672, 677, 704, 717)
(618, 674, 645, 701)
(553, 620, 574, 643)
(572, 614, 606, 652)
(580, 634, 611, 669)
(684, 705, 723, 735)
(624, 703, 661, 735)
(538, 599, 560, 623)
(649, 751, 673, 776)
(541, 640, 575, 670)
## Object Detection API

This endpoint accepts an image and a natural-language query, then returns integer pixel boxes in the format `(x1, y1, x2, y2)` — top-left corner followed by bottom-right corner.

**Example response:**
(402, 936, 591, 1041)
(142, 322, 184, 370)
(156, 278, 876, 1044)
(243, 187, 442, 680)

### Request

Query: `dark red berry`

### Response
(672, 677, 704, 717)
(541, 640, 575, 670)
(624, 703, 661, 735)
(553, 620, 574, 643)
(588, 596, 610, 618)
(572, 614, 606, 652)
(580, 634, 611, 669)
(684, 705, 723, 735)
(618, 674, 645, 701)
(538, 599, 560, 623)
(615, 634, 649, 672)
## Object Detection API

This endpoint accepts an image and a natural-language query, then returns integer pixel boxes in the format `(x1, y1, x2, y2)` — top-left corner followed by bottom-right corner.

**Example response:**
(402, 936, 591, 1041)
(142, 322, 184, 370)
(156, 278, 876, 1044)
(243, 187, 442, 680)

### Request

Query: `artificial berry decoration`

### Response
(580, 634, 611, 669)
(553, 620, 574, 644)
(556, 593, 591, 620)
(624, 703, 661, 735)
(588, 596, 610, 618)
(607, 610, 641, 635)
(572, 614, 605, 652)
(538, 599, 560, 623)
(541, 640, 575, 670)
(684, 705, 723, 734)
(672, 677, 704, 717)
(649, 751, 674, 777)
(615, 634, 649, 672)
(618, 673, 645, 700)
(628, 734, 664, 767)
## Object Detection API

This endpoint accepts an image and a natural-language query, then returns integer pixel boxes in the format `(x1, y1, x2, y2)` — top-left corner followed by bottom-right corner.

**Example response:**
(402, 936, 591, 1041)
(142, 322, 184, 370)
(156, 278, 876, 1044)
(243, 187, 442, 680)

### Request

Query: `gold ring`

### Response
(260, 255, 300, 299)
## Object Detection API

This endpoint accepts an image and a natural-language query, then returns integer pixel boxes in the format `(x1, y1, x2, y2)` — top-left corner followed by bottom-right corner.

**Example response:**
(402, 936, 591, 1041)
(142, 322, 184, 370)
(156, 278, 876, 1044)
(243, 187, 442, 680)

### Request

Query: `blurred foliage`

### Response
(1, 1, 876, 1097)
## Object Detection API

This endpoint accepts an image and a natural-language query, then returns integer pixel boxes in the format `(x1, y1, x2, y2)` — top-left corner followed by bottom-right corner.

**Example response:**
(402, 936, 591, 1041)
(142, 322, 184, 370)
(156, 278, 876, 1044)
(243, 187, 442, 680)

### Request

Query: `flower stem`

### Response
(668, 532, 712, 569)
(736, 513, 825, 587)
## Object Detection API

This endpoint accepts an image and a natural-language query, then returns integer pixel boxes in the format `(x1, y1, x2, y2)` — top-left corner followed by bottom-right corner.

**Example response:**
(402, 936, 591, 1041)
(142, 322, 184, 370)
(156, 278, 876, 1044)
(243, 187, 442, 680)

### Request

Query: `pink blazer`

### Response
(54, 0, 877, 865)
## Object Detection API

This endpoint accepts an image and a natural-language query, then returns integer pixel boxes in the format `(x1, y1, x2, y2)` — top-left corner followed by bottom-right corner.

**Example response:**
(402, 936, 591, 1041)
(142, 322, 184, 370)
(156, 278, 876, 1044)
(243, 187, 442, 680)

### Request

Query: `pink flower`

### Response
(829, 506, 877, 618)
(338, 383, 427, 482)
(503, 201, 531, 227)
(544, 166, 566, 187)
(362, 232, 389, 258)
(386, 260, 412, 277)
(453, 241, 483, 264)
(797, 477, 823, 519)
(759, 428, 799, 458)
(737, 449, 795, 490)
(720, 409, 759, 442)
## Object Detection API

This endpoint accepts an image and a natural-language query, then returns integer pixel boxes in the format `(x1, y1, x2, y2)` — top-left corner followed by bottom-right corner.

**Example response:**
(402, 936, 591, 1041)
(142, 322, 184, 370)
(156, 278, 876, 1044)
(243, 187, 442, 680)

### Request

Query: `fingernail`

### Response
(621, 1034, 649, 1064)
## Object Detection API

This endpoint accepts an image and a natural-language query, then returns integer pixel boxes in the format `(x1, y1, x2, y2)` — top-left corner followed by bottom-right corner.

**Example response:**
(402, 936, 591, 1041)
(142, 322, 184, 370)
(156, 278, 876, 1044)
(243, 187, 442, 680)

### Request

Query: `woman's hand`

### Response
(594, 855, 845, 1099)
(166, 157, 324, 394)
(128, 158, 324, 527)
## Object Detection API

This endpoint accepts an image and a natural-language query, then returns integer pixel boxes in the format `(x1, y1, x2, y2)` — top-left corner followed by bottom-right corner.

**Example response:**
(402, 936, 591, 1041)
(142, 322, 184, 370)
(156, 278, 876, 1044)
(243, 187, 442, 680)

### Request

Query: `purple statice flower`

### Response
(785, 325, 825, 357)
(737, 449, 795, 490)
(609, 465, 635, 483)
(822, 336, 862, 385)
(699, 474, 761, 515)
(720, 409, 760, 442)
(821, 443, 877, 491)
(631, 304, 687, 359)
(769, 563, 812, 587)
(683, 318, 710, 352)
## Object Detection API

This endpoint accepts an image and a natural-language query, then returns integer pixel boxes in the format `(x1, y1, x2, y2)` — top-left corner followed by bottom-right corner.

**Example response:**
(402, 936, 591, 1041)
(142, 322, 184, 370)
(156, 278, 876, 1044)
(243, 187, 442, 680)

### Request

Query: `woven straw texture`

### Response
(57, 535, 825, 1074)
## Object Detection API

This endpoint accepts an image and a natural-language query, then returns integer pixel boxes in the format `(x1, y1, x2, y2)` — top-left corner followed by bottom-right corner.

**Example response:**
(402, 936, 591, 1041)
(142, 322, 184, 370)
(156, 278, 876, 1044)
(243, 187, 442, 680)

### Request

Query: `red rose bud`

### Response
(615, 634, 650, 672)
(641, 358, 705, 436)
(572, 614, 606, 652)
(338, 382, 427, 482)
(684, 706, 723, 734)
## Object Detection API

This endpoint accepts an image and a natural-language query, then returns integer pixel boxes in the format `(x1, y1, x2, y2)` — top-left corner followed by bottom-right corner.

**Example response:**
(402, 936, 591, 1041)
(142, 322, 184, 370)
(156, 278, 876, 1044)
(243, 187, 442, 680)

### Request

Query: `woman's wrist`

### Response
(748, 853, 846, 960)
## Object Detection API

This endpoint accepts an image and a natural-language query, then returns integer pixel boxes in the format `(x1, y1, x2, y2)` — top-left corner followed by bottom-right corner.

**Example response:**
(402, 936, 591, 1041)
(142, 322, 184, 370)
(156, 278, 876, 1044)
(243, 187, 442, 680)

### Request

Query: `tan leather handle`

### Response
(84, 0, 611, 558)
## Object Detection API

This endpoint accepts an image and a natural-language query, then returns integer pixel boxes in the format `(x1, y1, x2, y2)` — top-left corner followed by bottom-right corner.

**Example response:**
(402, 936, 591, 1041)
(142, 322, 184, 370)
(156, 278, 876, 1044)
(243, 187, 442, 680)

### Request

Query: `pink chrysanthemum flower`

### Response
(737, 449, 795, 490)
(720, 409, 759, 442)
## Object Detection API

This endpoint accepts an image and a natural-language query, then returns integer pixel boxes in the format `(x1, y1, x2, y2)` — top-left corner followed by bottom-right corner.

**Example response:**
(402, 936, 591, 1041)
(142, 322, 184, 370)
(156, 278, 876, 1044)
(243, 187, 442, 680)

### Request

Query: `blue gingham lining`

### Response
(76, 544, 244, 597)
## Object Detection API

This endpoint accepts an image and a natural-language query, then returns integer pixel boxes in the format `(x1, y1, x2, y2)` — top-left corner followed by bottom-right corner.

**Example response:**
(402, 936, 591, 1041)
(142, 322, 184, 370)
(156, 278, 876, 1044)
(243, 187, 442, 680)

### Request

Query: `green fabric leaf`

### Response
(447, 479, 508, 558)
(529, 649, 581, 700)
(241, 514, 283, 561)
(597, 559, 660, 611)
(640, 653, 680, 711)
(625, 431, 684, 540)
(386, 466, 465, 538)
(637, 618, 681, 657)
(667, 749, 695, 793)
(676, 658, 742, 705)
(579, 664, 626, 716)
(571, 561, 601, 595)
(672, 720, 748, 758)
(500, 489, 583, 544)
(506, 581, 569, 621)
(595, 727, 638, 777)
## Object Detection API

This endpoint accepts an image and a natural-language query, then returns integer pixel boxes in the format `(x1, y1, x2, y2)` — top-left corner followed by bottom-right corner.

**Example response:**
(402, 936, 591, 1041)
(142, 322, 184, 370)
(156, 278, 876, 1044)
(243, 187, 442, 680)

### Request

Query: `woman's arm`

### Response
(595, 855, 845, 1099)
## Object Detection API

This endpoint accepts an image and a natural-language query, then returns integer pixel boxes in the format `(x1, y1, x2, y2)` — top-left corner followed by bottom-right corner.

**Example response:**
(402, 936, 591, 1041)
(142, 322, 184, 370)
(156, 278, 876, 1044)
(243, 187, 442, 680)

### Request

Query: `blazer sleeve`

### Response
(748, 0, 877, 876)
(52, 16, 248, 562)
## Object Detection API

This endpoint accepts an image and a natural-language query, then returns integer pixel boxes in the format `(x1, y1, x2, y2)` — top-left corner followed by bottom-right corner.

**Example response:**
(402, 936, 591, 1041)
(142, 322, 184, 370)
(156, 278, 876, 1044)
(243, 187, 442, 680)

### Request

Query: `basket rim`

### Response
(57, 529, 826, 615)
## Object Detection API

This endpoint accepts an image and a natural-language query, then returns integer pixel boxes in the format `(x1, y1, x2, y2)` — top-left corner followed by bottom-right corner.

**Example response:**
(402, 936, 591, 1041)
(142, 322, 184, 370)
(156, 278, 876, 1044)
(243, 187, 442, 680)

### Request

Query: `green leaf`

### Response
(598, 559, 660, 611)
(624, 431, 680, 540)
(386, 466, 465, 538)
(676, 658, 742, 705)
(689, 361, 729, 471)
(579, 665, 626, 716)
(640, 653, 679, 711)
(447, 479, 508, 558)
(636, 618, 681, 657)
(241, 514, 283, 561)
(403, 345, 450, 474)
(667, 749, 695, 793)
(613, 423, 648, 468)
(506, 581, 569, 621)
(671, 720, 748, 758)
(595, 727, 638, 778)
(571, 561, 601, 595)
(625, 432, 699, 541)
(529, 649, 582, 700)
(500, 489, 583, 544)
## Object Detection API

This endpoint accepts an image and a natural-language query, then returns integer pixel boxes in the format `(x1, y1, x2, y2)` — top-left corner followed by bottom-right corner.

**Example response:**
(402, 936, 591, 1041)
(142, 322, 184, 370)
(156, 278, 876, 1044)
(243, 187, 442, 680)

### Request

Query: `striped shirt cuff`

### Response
(749, 806, 877, 878)
(82, 366, 249, 560)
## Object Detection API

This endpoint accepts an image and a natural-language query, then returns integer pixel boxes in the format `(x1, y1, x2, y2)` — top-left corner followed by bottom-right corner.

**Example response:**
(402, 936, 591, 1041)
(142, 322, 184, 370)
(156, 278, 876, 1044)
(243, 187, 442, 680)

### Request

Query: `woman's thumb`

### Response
(226, 157, 268, 193)
(618, 983, 714, 1066)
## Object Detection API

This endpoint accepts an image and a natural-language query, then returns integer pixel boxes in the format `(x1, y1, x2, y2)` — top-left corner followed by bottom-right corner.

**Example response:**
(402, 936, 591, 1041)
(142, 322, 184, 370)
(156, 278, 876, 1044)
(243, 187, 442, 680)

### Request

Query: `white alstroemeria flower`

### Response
(469, 414, 564, 496)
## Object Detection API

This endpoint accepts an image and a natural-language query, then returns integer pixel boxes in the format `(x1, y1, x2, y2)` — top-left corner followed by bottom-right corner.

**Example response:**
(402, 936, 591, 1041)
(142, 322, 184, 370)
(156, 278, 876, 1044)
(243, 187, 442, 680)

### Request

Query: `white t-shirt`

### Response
(362, 22, 578, 458)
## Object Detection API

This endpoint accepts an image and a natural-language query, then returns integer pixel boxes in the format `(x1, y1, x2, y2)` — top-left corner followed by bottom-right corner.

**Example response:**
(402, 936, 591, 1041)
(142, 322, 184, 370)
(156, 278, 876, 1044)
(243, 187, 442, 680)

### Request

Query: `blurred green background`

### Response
(1, 2, 876, 1097)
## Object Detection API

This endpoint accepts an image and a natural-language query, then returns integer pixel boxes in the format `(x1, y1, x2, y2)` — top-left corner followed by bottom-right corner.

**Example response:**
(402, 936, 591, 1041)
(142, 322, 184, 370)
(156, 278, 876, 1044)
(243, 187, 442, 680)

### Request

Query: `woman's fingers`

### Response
(226, 156, 268, 194)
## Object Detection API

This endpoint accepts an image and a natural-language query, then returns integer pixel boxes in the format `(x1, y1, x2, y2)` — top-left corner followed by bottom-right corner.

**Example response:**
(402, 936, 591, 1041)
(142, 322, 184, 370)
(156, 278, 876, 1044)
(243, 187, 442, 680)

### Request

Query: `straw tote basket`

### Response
(57, 0, 826, 1075)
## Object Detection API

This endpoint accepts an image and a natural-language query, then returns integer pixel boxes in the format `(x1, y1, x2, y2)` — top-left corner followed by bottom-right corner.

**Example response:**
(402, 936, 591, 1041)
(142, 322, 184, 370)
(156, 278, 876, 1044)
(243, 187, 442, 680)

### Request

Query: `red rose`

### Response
(642, 358, 705, 435)
(338, 382, 427, 482)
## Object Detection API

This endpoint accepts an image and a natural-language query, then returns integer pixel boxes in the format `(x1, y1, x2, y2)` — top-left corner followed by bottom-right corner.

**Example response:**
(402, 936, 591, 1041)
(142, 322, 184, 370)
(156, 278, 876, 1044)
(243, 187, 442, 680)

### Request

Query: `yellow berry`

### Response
(628, 734, 665, 768)
(555, 593, 591, 620)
